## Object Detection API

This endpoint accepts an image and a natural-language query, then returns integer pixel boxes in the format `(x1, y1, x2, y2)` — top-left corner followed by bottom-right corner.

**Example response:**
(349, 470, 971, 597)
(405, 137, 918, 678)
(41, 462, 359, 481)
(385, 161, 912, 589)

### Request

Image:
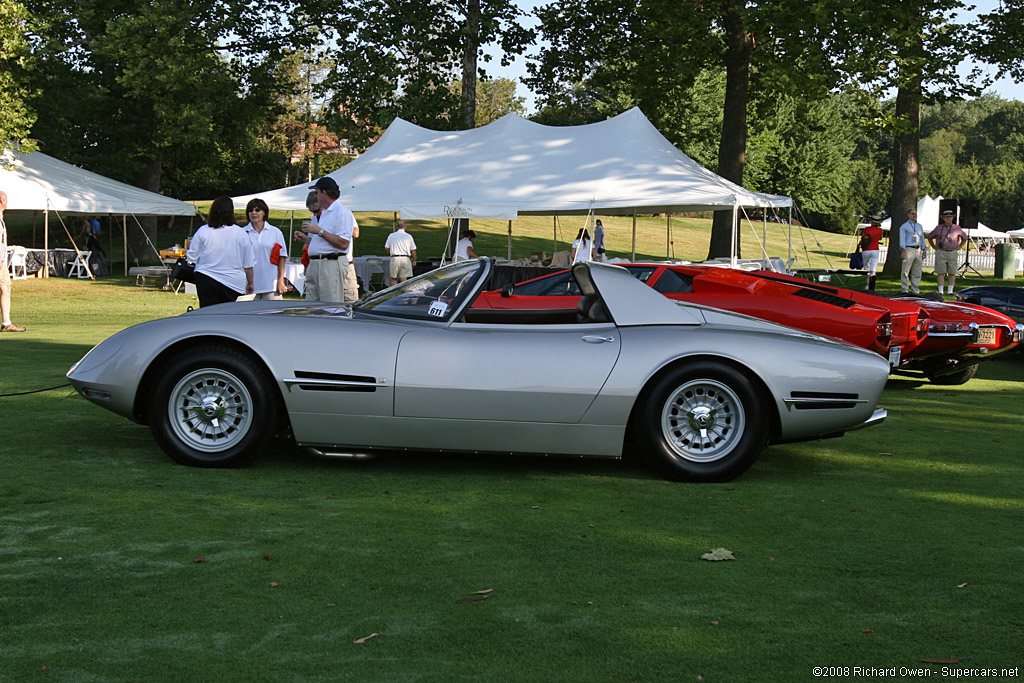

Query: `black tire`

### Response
(148, 344, 280, 467)
(927, 362, 980, 386)
(637, 361, 768, 482)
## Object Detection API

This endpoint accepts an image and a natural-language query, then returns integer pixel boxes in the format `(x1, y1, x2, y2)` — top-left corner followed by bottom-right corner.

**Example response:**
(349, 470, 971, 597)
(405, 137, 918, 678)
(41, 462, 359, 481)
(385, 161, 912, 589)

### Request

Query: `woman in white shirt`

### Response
(243, 198, 287, 300)
(571, 228, 595, 263)
(456, 229, 478, 261)
(186, 196, 255, 307)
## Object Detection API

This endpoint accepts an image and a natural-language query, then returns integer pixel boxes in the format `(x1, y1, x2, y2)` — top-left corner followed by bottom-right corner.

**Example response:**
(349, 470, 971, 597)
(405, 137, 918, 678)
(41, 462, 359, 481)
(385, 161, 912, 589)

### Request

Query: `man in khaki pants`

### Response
(0, 190, 27, 332)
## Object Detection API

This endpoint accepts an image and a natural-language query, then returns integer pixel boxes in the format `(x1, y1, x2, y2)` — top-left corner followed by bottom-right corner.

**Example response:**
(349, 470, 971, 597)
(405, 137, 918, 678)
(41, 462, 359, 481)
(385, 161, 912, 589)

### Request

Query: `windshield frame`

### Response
(354, 258, 491, 323)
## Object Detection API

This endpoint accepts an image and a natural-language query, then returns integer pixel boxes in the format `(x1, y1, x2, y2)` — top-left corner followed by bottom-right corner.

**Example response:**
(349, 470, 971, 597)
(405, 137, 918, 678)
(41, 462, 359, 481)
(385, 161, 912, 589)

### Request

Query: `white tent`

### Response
(2, 148, 197, 277)
(1, 149, 197, 216)
(880, 195, 942, 232)
(235, 108, 790, 262)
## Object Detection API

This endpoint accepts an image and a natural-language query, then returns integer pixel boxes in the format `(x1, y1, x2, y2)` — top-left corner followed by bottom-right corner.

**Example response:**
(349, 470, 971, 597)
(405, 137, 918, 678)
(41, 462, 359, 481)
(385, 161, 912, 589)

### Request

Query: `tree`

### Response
(0, 0, 36, 155)
(309, 0, 533, 144)
(826, 0, 983, 275)
(449, 77, 526, 126)
(23, 0, 295, 257)
(529, 0, 834, 259)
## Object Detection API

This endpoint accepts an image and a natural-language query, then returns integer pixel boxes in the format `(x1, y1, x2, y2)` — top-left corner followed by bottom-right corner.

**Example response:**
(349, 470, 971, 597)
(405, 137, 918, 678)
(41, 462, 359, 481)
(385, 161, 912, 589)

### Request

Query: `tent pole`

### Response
(787, 206, 792, 268)
(666, 214, 671, 259)
(762, 211, 767, 262)
(123, 214, 128, 276)
(507, 220, 512, 261)
(553, 215, 557, 258)
(43, 208, 49, 278)
(730, 204, 739, 269)
(632, 209, 637, 261)
(288, 211, 294, 258)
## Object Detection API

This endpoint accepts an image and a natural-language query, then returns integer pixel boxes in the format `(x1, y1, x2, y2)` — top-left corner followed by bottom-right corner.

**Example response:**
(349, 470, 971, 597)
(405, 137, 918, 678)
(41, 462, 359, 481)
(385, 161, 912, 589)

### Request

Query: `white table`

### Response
(352, 256, 390, 291)
(284, 259, 305, 295)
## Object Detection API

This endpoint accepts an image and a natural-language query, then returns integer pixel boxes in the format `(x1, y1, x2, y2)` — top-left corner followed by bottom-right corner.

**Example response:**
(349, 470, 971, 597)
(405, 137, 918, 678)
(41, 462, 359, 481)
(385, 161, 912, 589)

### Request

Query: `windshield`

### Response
(355, 260, 485, 322)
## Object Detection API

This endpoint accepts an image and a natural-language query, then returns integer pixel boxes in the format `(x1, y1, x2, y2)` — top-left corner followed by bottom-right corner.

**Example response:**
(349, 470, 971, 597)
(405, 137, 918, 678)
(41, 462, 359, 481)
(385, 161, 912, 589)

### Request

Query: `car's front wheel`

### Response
(638, 362, 768, 482)
(149, 345, 280, 467)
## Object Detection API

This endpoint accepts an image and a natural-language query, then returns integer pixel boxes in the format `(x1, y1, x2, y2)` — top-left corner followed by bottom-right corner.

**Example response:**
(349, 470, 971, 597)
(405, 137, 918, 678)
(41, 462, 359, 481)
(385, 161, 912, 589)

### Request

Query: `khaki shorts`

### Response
(934, 249, 960, 274)
(0, 262, 11, 287)
(390, 255, 413, 280)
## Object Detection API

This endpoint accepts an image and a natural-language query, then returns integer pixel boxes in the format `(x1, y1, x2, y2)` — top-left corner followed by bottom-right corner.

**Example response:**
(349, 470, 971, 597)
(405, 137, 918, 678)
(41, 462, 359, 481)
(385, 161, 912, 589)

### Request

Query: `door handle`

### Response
(581, 335, 615, 344)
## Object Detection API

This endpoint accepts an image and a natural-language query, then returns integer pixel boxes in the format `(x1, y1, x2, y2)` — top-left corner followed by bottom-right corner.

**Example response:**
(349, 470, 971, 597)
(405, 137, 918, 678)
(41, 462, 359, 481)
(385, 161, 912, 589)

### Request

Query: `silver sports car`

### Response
(68, 259, 890, 482)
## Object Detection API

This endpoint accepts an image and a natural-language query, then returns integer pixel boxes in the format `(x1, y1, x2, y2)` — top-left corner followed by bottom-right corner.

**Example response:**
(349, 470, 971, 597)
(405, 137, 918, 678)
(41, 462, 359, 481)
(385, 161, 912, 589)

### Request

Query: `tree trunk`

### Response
(883, 77, 922, 275)
(129, 157, 161, 265)
(461, 0, 480, 129)
(707, 3, 753, 260)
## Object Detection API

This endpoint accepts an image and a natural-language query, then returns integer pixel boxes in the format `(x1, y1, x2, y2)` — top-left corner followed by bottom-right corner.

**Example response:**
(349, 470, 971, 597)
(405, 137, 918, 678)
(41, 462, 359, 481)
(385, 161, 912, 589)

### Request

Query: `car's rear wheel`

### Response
(927, 362, 980, 385)
(638, 362, 768, 482)
(149, 345, 279, 467)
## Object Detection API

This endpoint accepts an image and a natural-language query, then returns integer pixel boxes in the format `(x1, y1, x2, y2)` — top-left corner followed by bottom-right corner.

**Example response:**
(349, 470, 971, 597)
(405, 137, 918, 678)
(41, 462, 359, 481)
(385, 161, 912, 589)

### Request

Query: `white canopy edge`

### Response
(1, 148, 197, 216)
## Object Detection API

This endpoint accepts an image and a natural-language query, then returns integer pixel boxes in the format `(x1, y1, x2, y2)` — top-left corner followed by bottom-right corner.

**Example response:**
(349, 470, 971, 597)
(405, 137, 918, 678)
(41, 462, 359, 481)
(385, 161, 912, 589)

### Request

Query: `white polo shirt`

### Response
(244, 222, 286, 294)
(186, 224, 256, 293)
(309, 200, 356, 257)
(384, 229, 416, 257)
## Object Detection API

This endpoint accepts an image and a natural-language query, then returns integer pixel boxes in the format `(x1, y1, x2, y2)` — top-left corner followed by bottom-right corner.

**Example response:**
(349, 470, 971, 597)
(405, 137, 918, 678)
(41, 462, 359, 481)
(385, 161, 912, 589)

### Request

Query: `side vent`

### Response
(787, 391, 860, 410)
(285, 371, 380, 392)
(793, 289, 856, 309)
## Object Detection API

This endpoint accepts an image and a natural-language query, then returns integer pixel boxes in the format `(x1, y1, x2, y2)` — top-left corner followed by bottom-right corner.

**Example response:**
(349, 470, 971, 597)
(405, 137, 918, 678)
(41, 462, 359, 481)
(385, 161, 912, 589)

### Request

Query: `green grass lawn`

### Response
(1, 277, 1023, 680)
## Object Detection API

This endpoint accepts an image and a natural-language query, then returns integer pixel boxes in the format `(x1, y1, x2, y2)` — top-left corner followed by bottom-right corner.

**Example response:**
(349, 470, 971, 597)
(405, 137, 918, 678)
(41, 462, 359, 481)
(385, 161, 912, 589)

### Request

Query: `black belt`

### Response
(905, 246, 920, 249)
(309, 252, 342, 260)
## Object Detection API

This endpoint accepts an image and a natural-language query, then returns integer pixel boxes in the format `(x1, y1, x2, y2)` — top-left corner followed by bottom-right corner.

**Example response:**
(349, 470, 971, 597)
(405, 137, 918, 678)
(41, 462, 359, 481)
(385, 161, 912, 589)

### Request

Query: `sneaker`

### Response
(1, 323, 26, 332)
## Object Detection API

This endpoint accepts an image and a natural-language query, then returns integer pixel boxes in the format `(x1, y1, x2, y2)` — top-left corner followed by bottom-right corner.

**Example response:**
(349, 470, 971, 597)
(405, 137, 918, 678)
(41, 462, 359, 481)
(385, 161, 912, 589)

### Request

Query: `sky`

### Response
(484, 0, 1023, 115)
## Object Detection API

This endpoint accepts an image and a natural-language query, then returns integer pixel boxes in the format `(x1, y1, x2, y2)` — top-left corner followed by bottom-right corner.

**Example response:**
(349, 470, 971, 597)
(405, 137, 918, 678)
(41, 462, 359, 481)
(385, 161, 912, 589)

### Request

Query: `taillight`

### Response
(916, 311, 929, 340)
(876, 312, 893, 346)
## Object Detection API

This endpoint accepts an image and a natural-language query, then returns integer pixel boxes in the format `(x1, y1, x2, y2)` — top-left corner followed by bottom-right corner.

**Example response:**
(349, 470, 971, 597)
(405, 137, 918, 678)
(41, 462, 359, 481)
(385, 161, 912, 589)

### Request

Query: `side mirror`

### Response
(500, 283, 514, 297)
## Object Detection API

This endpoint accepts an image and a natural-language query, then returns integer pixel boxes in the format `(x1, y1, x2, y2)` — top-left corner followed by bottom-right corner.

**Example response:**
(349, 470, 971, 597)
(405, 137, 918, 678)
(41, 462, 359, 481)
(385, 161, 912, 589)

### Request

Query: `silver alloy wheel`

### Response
(660, 379, 746, 463)
(167, 368, 254, 453)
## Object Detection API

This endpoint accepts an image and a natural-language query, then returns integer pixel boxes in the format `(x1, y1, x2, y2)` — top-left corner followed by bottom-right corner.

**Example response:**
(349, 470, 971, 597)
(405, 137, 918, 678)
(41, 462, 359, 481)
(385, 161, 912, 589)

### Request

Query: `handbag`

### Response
(849, 250, 864, 269)
(171, 257, 196, 283)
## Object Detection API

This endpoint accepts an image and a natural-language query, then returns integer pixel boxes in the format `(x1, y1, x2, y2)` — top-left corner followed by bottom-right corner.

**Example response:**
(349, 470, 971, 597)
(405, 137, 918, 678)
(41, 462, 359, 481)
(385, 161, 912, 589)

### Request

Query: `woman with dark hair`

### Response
(571, 227, 595, 264)
(186, 195, 255, 307)
(243, 197, 287, 299)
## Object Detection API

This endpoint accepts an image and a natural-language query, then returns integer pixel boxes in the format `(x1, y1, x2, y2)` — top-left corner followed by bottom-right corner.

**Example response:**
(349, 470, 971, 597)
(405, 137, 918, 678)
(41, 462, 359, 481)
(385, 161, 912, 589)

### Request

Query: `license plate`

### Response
(888, 345, 902, 366)
(976, 328, 997, 345)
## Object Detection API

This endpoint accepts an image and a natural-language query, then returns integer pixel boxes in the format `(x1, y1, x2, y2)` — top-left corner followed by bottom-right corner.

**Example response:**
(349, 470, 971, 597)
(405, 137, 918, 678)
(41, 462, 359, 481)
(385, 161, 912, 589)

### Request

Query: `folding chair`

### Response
(9, 248, 28, 280)
(364, 256, 388, 291)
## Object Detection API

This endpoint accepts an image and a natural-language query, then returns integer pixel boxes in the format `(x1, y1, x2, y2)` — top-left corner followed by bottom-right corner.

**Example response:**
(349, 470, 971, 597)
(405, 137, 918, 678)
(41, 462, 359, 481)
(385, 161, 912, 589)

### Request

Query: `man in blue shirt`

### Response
(898, 208, 926, 294)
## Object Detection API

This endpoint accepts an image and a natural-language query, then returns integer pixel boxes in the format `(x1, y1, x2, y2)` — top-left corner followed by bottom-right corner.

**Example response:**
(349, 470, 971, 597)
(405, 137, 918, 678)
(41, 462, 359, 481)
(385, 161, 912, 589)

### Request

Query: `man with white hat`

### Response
(928, 209, 967, 296)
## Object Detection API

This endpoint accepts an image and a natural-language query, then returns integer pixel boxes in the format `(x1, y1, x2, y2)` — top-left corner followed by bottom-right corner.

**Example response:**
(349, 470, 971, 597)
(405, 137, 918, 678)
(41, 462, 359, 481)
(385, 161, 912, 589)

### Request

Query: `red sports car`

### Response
(474, 263, 1022, 385)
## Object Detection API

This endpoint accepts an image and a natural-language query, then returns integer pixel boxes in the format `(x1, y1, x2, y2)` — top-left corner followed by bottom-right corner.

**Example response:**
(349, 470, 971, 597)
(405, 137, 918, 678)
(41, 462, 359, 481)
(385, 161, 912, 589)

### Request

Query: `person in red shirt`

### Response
(861, 214, 885, 291)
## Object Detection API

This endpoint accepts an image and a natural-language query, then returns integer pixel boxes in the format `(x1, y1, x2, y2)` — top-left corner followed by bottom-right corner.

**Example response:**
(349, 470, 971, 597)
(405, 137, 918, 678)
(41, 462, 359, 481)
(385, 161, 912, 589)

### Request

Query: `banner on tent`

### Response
(398, 200, 518, 221)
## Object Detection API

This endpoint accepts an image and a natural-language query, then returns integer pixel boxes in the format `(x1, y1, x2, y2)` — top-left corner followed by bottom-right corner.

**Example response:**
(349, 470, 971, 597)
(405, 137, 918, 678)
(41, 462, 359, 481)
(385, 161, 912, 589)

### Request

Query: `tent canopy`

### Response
(235, 108, 791, 219)
(1, 149, 197, 216)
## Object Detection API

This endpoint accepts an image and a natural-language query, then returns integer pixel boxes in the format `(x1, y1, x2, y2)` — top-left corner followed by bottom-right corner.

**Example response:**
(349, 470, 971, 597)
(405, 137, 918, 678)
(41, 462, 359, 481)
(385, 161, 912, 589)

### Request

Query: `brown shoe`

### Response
(1, 323, 26, 332)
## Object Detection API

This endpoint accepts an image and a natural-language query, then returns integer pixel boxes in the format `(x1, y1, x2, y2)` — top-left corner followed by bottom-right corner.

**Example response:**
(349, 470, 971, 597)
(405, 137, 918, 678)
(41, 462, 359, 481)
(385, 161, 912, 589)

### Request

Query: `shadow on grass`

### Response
(254, 438, 660, 483)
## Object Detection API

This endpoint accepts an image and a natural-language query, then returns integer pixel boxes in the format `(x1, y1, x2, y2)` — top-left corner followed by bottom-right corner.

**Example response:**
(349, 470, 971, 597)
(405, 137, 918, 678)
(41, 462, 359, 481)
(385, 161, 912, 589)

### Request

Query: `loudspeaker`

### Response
(938, 198, 959, 225)
(959, 199, 980, 230)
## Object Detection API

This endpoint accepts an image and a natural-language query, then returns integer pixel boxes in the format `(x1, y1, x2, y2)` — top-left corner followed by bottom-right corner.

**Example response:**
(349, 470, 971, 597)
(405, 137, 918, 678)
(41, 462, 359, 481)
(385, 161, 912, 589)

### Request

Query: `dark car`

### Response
(956, 286, 1024, 323)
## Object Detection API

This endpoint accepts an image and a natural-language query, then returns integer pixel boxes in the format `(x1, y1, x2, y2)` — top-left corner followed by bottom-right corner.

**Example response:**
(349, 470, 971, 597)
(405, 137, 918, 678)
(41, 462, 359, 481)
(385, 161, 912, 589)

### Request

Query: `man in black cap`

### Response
(928, 209, 966, 296)
(294, 177, 356, 302)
